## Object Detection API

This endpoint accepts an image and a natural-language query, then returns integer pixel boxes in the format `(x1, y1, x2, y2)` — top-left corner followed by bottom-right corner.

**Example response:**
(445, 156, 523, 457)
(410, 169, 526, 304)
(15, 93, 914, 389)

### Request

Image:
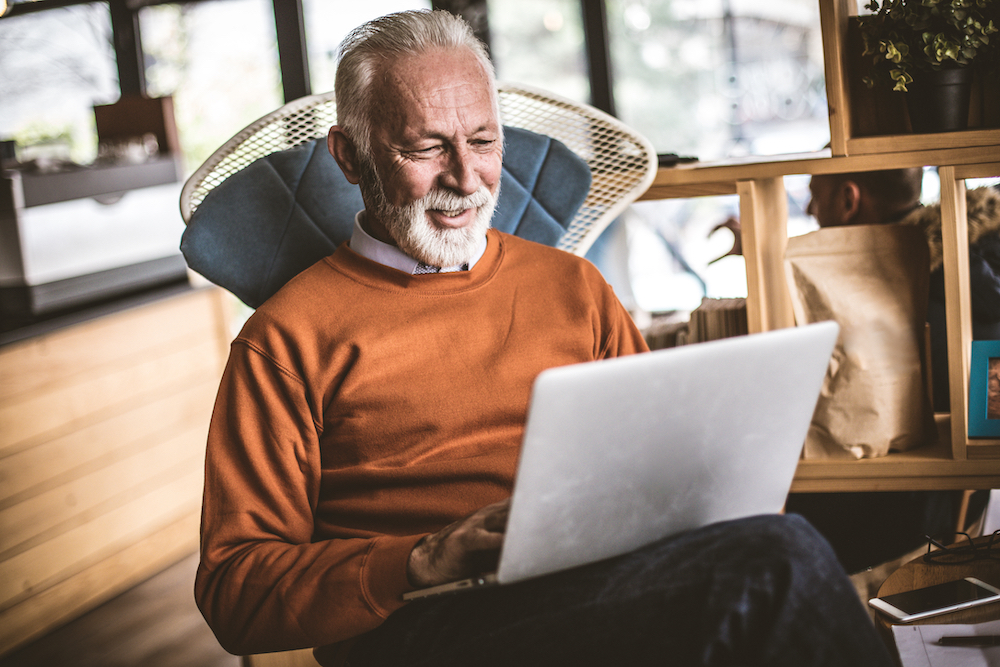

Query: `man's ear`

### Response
(328, 126, 361, 185)
(838, 180, 862, 225)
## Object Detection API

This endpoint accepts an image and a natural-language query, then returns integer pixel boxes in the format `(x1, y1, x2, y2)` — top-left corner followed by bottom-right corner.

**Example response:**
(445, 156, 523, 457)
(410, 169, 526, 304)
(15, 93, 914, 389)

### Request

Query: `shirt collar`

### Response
(349, 212, 488, 274)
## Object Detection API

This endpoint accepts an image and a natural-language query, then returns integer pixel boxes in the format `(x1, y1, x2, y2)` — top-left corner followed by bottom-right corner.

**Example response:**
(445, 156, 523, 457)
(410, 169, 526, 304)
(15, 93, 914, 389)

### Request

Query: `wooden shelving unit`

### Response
(638, 0, 1000, 492)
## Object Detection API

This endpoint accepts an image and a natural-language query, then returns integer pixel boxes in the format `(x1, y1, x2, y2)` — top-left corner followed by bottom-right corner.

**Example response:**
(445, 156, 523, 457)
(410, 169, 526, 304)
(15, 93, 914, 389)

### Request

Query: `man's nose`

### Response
(440, 145, 480, 196)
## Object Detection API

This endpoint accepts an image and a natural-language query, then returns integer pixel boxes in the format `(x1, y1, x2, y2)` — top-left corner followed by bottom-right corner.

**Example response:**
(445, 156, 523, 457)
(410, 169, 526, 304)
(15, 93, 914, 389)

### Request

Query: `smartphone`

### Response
(869, 577, 1000, 623)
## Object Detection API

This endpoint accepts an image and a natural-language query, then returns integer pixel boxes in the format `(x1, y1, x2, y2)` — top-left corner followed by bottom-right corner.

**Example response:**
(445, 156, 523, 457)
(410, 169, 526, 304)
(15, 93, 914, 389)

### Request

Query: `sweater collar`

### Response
(331, 228, 507, 293)
(348, 212, 488, 275)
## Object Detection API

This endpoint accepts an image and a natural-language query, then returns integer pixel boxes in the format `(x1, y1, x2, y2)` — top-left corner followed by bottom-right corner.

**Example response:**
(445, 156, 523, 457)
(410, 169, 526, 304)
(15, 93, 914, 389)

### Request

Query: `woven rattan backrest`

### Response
(179, 91, 339, 224)
(495, 83, 656, 255)
(179, 84, 656, 256)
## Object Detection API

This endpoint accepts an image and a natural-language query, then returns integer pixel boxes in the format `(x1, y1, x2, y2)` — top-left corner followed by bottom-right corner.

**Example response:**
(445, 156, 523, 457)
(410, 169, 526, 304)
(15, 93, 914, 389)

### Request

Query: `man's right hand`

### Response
(406, 499, 510, 589)
(709, 216, 742, 263)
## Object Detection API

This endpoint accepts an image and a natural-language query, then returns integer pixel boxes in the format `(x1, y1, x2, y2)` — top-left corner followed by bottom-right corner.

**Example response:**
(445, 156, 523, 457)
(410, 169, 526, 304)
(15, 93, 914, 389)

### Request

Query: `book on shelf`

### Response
(644, 297, 747, 350)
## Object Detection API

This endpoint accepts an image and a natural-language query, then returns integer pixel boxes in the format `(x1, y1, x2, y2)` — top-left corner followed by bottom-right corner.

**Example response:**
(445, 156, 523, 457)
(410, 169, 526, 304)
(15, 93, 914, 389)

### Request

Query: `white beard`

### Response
(384, 187, 496, 268)
(360, 158, 497, 268)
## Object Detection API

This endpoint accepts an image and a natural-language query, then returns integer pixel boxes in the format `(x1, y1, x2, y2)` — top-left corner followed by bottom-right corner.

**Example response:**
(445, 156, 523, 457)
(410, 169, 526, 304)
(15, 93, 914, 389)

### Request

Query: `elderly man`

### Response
(196, 10, 893, 667)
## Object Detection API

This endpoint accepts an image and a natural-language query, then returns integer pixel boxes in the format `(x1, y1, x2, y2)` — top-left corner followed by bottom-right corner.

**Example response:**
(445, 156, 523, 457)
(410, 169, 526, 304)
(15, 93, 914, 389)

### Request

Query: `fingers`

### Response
(406, 499, 510, 589)
(478, 499, 510, 533)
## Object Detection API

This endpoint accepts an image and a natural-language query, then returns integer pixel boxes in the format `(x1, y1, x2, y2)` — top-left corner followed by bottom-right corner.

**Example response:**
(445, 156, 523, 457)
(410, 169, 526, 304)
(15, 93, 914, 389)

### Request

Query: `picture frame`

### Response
(968, 341, 1000, 437)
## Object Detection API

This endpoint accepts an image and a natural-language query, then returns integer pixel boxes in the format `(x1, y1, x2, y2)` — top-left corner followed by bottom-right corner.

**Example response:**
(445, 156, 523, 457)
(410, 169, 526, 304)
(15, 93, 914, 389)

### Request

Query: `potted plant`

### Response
(857, 0, 998, 132)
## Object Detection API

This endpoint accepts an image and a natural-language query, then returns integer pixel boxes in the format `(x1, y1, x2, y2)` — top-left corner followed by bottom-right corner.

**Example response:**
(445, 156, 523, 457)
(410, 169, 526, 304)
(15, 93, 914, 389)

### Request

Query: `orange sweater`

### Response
(196, 229, 648, 659)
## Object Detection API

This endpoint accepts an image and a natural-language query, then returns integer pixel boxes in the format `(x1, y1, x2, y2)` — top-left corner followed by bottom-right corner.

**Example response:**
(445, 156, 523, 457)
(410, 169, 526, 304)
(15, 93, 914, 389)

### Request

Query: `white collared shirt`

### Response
(348, 212, 488, 274)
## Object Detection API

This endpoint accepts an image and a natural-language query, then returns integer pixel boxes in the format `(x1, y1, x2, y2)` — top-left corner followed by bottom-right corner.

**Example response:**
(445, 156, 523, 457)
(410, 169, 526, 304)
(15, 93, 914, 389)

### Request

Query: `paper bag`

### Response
(785, 224, 933, 459)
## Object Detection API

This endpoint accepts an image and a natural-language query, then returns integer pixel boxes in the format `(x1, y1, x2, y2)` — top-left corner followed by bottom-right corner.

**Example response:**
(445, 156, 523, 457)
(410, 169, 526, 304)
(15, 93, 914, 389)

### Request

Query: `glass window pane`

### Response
(304, 0, 431, 95)
(489, 0, 588, 104)
(607, 0, 828, 161)
(594, 0, 830, 315)
(0, 5, 118, 165)
(140, 0, 282, 173)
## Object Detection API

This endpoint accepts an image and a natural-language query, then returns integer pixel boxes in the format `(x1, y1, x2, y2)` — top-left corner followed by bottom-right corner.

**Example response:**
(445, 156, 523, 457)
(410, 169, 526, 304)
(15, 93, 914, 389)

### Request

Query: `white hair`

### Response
(334, 9, 500, 157)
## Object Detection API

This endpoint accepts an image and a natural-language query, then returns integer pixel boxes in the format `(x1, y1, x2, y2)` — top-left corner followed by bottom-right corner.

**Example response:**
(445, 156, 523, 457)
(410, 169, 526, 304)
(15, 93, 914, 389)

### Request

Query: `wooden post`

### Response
(940, 166, 971, 459)
(738, 177, 794, 333)
(818, 0, 855, 156)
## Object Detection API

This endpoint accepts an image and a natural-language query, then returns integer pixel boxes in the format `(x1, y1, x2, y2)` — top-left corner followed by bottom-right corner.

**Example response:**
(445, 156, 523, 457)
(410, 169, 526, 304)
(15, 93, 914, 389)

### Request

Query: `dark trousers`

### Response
(345, 514, 893, 667)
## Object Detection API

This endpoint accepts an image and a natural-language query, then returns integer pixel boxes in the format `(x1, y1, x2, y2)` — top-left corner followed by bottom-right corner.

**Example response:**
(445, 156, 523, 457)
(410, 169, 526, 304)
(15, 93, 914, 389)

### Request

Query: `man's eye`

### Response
(406, 146, 440, 158)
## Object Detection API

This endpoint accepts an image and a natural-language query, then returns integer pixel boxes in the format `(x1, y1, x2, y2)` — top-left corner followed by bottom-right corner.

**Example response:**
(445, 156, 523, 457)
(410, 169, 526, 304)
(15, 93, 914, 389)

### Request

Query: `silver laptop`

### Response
(404, 320, 839, 600)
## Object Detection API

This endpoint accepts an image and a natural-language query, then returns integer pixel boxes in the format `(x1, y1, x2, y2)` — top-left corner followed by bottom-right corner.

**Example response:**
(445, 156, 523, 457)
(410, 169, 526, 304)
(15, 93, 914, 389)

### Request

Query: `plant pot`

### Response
(905, 67, 974, 133)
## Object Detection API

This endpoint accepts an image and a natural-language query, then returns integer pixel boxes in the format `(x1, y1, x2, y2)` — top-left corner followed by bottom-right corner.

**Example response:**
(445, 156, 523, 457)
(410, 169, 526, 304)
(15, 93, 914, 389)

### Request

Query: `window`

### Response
(596, 0, 830, 314)
(607, 0, 828, 161)
(488, 0, 589, 103)
(140, 0, 283, 173)
(303, 0, 431, 95)
(0, 5, 118, 165)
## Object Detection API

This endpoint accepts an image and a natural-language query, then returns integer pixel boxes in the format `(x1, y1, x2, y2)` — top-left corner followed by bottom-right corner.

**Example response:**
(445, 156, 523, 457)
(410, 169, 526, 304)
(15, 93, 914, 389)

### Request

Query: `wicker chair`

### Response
(180, 83, 656, 260)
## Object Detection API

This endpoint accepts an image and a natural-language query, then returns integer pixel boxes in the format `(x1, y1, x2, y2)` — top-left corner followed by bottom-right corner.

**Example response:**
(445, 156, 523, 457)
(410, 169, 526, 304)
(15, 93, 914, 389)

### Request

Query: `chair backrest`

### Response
(179, 84, 656, 307)
(494, 84, 657, 255)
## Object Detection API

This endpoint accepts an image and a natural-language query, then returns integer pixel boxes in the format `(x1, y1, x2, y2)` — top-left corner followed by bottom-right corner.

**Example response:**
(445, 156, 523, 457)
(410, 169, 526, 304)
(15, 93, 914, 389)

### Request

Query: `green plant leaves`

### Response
(858, 0, 998, 91)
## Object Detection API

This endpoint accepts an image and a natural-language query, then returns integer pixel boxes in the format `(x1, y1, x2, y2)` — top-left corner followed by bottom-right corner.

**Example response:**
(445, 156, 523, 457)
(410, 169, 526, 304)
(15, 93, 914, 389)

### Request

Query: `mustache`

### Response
(419, 187, 493, 212)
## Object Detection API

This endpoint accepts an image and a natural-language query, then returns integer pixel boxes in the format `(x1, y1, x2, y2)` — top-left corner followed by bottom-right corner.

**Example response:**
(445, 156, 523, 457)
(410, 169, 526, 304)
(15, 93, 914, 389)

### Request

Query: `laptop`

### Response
(404, 320, 839, 600)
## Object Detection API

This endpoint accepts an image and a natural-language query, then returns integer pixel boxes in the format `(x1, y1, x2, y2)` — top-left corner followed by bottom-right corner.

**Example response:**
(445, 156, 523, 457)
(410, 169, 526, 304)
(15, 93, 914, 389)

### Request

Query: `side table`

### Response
(874, 537, 1000, 663)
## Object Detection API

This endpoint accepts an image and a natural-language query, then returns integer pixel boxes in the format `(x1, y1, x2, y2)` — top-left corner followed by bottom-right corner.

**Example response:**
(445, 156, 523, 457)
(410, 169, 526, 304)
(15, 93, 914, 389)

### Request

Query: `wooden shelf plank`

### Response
(846, 129, 1000, 157)
(791, 443, 1000, 492)
(968, 441, 1000, 459)
(954, 162, 1000, 180)
(791, 415, 1000, 491)
(641, 146, 1000, 199)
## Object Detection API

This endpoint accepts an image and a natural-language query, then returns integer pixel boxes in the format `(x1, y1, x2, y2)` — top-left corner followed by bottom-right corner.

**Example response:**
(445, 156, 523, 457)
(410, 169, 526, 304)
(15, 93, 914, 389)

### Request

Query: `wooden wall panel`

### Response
(0, 513, 200, 655)
(0, 287, 231, 657)
(0, 423, 205, 554)
(0, 382, 216, 505)
(0, 338, 221, 456)
(0, 289, 220, 403)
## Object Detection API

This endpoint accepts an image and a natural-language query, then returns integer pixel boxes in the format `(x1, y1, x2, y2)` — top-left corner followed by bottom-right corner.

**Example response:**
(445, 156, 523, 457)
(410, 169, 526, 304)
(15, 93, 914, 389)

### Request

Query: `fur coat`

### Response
(899, 185, 1000, 409)
(900, 185, 1000, 274)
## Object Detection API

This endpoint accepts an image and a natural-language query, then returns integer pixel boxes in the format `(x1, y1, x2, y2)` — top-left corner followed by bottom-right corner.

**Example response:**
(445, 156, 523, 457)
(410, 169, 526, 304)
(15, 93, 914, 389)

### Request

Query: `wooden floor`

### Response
(0, 552, 239, 667)
(1, 496, 996, 667)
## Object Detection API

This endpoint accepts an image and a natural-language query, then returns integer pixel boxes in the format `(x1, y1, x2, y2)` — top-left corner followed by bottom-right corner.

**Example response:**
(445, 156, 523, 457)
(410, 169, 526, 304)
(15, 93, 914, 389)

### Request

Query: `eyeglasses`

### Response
(923, 530, 1000, 564)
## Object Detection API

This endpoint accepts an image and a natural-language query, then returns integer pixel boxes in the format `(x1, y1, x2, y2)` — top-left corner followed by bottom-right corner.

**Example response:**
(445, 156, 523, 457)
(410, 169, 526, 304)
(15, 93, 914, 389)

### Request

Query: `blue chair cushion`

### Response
(181, 126, 591, 308)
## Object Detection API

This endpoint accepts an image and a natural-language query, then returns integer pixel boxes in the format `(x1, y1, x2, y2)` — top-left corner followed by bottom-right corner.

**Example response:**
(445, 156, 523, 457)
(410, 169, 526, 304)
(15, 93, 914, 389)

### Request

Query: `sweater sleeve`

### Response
(195, 339, 424, 656)
(593, 270, 650, 359)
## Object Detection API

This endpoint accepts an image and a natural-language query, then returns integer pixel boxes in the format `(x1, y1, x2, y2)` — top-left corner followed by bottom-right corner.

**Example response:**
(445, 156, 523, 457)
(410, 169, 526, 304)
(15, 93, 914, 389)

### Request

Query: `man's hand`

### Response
(406, 499, 510, 589)
(709, 216, 742, 264)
